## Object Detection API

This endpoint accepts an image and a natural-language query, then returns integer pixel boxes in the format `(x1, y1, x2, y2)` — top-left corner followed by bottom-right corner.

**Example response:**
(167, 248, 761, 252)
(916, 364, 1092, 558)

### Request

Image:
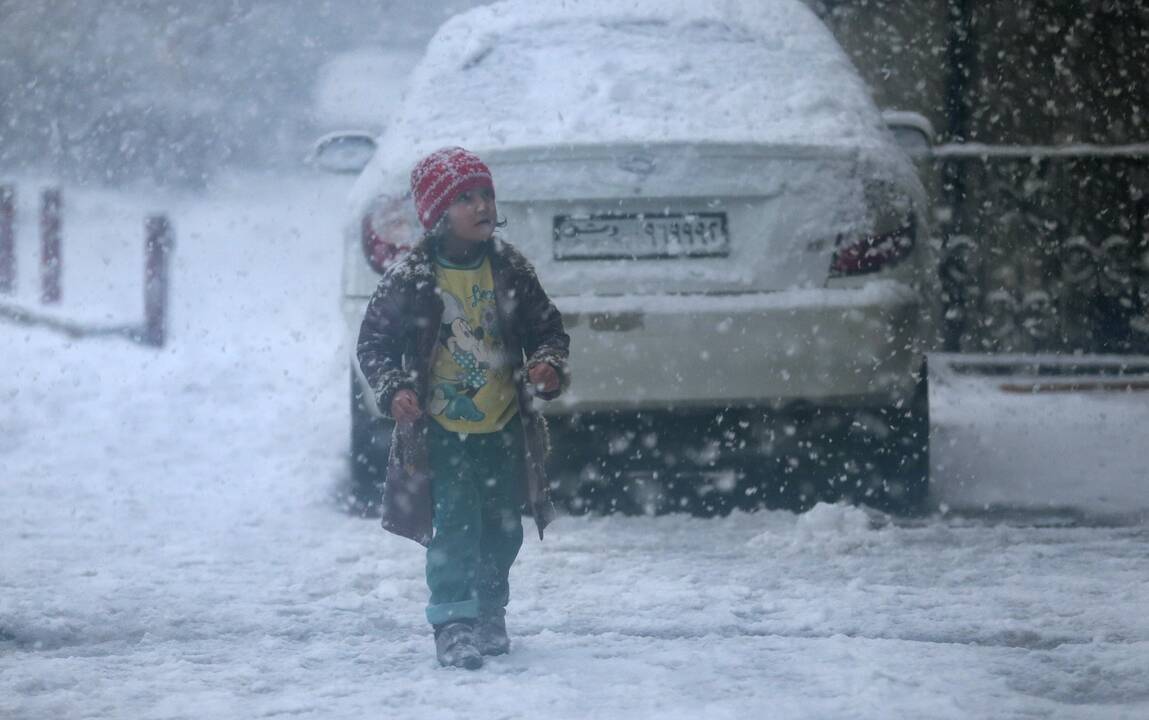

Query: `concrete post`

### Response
(40, 187, 62, 304)
(143, 214, 174, 347)
(0, 185, 14, 294)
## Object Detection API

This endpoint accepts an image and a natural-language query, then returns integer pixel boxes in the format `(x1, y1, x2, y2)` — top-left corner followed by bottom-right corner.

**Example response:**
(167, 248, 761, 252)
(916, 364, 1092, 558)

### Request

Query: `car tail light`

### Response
(829, 215, 916, 277)
(362, 195, 416, 274)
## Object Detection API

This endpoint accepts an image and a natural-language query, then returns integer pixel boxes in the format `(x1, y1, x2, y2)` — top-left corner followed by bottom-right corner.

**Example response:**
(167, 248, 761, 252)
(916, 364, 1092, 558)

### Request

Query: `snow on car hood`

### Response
(372, 0, 890, 177)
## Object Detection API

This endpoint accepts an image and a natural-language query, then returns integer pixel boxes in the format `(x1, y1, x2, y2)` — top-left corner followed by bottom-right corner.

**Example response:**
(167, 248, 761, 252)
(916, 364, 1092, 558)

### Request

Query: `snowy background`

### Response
(0, 0, 478, 187)
(3, 1, 1146, 187)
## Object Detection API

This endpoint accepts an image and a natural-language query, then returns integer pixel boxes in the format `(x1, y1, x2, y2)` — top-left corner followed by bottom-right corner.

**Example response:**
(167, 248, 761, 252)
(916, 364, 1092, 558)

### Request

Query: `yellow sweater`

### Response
(427, 253, 518, 434)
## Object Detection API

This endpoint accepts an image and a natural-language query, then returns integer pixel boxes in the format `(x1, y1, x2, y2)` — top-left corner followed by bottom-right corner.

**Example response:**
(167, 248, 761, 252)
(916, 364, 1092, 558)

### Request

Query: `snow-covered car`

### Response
(312, 48, 422, 136)
(317, 0, 940, 515)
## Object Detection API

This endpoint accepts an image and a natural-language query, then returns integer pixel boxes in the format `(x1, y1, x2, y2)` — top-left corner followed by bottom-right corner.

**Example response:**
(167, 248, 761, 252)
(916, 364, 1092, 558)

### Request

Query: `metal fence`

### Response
(929, 144, 1149, 355)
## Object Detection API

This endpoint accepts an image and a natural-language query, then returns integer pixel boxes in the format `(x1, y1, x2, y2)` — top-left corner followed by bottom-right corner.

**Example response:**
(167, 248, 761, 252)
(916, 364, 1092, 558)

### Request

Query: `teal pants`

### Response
(424, 414, 525, 626)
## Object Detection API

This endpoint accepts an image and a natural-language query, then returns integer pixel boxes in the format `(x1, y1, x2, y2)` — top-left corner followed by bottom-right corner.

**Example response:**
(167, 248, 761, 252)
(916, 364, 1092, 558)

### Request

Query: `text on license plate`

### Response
(553, 212, 729, 260)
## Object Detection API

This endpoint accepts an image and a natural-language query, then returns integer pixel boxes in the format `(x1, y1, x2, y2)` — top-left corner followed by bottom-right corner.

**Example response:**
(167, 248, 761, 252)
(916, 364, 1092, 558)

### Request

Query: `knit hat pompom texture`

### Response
(410, 147, 495, 230)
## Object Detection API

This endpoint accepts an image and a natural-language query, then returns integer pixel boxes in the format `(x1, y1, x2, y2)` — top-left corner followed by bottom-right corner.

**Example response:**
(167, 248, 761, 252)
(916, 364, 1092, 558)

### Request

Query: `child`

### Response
(357, 147, 570, 669)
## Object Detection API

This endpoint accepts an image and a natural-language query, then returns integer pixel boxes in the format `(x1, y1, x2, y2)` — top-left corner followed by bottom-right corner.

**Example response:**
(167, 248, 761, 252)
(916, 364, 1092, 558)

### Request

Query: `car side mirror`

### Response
(882, 110, 935, 159)
(307, 132, 377, 174)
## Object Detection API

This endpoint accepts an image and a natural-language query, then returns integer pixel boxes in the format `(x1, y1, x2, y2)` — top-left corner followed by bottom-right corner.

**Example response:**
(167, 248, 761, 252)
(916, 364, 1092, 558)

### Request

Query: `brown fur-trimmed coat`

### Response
(356, 236, 570, 545)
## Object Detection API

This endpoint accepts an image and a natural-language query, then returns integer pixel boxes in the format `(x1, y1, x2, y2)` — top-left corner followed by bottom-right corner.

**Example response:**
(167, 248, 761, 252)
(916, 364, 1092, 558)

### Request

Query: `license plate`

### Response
(553, 212, 729, 260)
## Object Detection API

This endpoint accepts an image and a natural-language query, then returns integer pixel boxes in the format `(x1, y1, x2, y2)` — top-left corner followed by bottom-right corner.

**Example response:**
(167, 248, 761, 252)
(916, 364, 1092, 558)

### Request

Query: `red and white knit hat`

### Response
(410, 147, 495, 230)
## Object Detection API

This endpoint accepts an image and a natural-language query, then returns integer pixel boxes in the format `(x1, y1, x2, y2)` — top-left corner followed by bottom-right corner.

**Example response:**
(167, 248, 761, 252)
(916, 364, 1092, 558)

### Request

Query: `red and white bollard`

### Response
(0, 185, 13, 294)
(40, 187, 62, 304)
(0, 183, 175, 348)
(143, 214, 174, 347)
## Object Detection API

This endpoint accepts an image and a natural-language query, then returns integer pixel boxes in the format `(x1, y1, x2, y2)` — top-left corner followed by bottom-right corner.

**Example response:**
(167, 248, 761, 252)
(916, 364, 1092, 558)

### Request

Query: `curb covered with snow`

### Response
(928, 353, 1149, 520)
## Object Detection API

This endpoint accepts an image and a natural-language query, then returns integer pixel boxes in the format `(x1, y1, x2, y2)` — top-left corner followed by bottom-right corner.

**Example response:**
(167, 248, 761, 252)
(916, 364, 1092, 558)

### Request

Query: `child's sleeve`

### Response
(518, 263, 571, 402)
(357, 269, 417, 418)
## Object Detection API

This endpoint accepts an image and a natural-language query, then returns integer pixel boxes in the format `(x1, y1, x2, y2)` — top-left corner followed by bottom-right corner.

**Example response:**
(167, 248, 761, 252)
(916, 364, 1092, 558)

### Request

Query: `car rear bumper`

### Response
(343, 279, 928, 415)
(551, 280, 926, 413)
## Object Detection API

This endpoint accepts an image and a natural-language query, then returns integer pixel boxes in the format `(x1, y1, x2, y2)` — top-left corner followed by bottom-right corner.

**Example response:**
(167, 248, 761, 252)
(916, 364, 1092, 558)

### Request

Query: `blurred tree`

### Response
(813, 0, 1149, 145)
(969, 1, 1149, 145)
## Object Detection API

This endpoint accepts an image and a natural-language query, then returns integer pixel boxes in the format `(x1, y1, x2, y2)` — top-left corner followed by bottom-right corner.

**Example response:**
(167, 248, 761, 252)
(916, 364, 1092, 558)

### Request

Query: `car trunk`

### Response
(485, 142, 869, 297)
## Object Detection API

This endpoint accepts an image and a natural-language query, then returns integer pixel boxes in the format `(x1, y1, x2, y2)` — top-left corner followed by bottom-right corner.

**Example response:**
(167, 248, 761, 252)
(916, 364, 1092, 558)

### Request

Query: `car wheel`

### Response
(346, 369, 393, 517)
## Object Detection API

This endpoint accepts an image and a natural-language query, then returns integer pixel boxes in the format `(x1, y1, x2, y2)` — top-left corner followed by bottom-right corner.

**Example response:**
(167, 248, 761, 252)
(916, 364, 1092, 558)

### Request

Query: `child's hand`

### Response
(391, 389, 423, 425)
(527, 362, 560, 394)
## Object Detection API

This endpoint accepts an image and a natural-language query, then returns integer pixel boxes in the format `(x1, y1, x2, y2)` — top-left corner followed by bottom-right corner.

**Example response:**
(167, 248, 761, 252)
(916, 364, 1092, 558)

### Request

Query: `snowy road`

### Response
(2, 175, 1147, 719)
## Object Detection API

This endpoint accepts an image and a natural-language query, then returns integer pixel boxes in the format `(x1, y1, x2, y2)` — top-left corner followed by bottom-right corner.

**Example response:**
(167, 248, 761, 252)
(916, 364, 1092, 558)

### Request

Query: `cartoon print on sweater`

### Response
(428, 289, 507, 422)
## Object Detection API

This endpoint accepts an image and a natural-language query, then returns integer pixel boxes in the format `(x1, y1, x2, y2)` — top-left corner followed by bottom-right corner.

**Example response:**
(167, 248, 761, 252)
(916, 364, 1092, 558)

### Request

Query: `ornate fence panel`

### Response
(930, 145, 1149, 355)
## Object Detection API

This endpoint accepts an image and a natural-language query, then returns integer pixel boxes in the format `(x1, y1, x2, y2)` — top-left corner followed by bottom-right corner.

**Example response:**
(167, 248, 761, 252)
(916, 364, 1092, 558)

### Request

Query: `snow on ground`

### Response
(2, 174, 1148, 719)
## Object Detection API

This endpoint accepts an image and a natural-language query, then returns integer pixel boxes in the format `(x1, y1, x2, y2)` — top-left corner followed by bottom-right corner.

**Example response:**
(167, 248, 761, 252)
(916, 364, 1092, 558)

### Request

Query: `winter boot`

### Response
(434, 621, 483, 670)
(475, 614, 511, 656)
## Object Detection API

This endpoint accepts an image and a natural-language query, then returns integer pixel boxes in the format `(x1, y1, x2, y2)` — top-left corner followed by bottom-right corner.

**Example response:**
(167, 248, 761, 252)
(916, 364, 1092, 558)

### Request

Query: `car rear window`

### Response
(392, 18, 884, 154)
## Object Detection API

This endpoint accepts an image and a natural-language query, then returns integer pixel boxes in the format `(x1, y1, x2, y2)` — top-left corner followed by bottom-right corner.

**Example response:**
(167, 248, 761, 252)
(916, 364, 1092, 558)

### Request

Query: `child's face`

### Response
(444, 186, 496, 244)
